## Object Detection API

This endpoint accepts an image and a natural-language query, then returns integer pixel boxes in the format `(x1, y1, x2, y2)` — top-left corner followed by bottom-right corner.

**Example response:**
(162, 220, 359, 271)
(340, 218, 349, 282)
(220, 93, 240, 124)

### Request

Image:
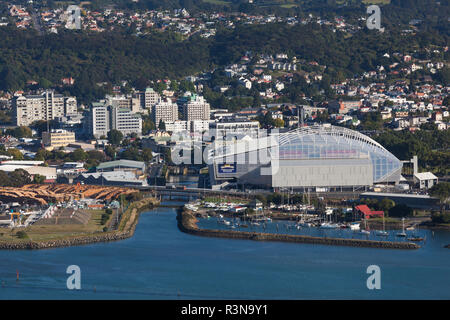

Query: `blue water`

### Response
(0, 203, 449, 299)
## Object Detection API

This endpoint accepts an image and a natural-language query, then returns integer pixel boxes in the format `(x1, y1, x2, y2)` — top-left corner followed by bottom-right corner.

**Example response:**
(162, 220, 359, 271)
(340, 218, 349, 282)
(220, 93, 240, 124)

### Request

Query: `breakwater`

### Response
(0, 197, 159, 250)
(177, 209, 420, 250)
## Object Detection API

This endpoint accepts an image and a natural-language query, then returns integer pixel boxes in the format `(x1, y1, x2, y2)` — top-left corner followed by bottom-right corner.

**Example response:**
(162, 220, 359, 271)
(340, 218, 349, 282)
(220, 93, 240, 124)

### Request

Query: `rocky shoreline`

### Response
(0, 197, 159, 250)
(177, 209, 420, 250)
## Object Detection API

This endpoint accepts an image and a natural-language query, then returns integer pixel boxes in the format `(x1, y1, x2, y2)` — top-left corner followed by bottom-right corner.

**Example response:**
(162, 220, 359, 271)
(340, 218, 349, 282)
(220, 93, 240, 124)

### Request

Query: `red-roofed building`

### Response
(355, 205, 384, 219)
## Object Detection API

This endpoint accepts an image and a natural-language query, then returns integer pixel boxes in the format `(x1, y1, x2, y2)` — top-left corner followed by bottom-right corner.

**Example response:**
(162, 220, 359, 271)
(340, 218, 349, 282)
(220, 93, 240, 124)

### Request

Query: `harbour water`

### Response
(0, 202, 449, 299)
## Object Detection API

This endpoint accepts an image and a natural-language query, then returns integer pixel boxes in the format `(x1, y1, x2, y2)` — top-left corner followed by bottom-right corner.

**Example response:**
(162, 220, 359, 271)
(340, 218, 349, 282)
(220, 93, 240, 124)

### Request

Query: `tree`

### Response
(7, 126, 32, 138)
(8, 169, 32, 187)
(107, 129, 123, 146)
(16, 231, 28, 239)
(7, 148, 24, 160)
(388, 204, 413, 218)
(34, 148, 51, 161)
(273, 118, 285, 128)
(70, 148, 88, 162)
(429, 182, 450, 212)
(142, 117, 156, 135)
(379, 198, 395, 214)
(429, 182, 450, 204)
(33, 174, 45, 184)
(158, 119, 166, 131)
(179, 80, 195, 93)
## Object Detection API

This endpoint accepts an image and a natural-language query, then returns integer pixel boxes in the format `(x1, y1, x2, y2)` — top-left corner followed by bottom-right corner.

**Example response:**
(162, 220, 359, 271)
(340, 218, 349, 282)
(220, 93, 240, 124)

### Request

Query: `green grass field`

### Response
(0, 209, 109, 243)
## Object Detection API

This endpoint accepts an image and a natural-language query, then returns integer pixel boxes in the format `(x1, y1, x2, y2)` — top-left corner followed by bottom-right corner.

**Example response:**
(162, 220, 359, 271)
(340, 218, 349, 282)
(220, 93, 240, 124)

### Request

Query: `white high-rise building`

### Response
(110, 106, 142, 136)
(143, 87, 160, 109)
(88, 105, 142, 138)
(89, 105, 109, 138)
(13, 91, 77, 126)
(152, 98, 178, 126)
(182, 94, 210, 121)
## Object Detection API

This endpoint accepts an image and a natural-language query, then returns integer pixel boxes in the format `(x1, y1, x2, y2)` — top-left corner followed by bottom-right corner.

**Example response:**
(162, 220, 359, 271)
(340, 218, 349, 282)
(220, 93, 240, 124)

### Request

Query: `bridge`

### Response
(138, 185, 258, 199)
(136, 185, 363, 200)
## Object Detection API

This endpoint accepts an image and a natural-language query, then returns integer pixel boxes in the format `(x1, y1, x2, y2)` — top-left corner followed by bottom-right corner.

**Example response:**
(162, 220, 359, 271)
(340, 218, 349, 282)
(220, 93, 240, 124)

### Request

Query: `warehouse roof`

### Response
(414, 172, 438, 181)
(96, 160, 145, 171)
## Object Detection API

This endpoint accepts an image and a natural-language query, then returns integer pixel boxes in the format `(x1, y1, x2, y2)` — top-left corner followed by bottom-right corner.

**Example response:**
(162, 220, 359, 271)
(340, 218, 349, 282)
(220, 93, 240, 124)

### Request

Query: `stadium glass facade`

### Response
(210, 124, 403, 189)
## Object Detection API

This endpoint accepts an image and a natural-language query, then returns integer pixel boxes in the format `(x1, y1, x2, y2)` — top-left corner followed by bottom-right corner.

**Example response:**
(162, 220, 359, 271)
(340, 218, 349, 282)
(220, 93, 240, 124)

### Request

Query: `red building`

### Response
(355, 205, 384, 219)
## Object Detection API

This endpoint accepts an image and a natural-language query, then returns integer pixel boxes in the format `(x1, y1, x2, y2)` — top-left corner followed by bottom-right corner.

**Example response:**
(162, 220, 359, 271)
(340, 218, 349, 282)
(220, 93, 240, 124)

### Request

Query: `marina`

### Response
(195, 215, 429, 245)
(184, 199, 432, 246)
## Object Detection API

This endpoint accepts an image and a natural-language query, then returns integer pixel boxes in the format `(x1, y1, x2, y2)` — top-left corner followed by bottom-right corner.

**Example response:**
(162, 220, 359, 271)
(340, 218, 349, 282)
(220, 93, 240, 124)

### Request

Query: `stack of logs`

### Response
(0, 184, 137, 205)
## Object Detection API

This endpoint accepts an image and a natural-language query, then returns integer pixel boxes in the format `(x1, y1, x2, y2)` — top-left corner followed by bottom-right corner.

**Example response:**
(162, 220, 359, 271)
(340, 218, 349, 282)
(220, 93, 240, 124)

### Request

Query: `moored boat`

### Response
(396, 218, 407, 237)
(350, 223, 360, 231)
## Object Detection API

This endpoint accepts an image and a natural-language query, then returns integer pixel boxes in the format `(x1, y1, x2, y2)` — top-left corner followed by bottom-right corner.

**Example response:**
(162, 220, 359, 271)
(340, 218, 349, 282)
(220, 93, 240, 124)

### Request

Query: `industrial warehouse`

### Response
(209, 124, 403, 191)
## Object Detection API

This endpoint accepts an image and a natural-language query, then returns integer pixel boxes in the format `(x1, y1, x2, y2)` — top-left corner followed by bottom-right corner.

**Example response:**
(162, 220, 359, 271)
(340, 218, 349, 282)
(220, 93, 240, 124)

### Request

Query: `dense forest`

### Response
(374, 128, 450, 175)
(0, 27, 212, 102)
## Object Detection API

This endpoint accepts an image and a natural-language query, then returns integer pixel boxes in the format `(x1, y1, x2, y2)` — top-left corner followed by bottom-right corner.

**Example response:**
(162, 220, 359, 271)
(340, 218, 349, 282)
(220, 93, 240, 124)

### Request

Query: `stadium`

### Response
(208, 124, 403, 191)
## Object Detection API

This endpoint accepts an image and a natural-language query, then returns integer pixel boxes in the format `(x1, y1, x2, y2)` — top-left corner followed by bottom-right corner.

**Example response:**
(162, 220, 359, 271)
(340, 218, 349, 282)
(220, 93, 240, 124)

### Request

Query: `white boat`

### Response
(396, 218, 407, 237)
(223, 220, 231, 226)
(298, 217, 312, 227)
(350, 223, 360, 231)
(320, 222, 339, 229)
(376, 215, 389, 236)
(360, 219, 370, 235)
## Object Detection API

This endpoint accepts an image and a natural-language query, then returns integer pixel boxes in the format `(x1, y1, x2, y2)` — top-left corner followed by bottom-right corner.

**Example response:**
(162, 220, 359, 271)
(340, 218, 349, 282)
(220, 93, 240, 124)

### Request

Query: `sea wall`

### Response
(0, 197, 159, 250)
(177, 209, 420, 250)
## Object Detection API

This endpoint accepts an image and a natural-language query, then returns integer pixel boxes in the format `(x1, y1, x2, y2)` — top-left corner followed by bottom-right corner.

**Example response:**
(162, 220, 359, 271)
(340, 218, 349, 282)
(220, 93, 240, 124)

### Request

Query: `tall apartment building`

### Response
(88, 105, 142, 138)
(151, 98, 178, 125)
(13, 91, 77, 126)
(89, 104, 109, 138)
(182, 94, 210, 121)
(110, 106, 142, 136)
(106, 95, 141, 113)
(143, 87, 160, 109)
(106, 88, 159, 113)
